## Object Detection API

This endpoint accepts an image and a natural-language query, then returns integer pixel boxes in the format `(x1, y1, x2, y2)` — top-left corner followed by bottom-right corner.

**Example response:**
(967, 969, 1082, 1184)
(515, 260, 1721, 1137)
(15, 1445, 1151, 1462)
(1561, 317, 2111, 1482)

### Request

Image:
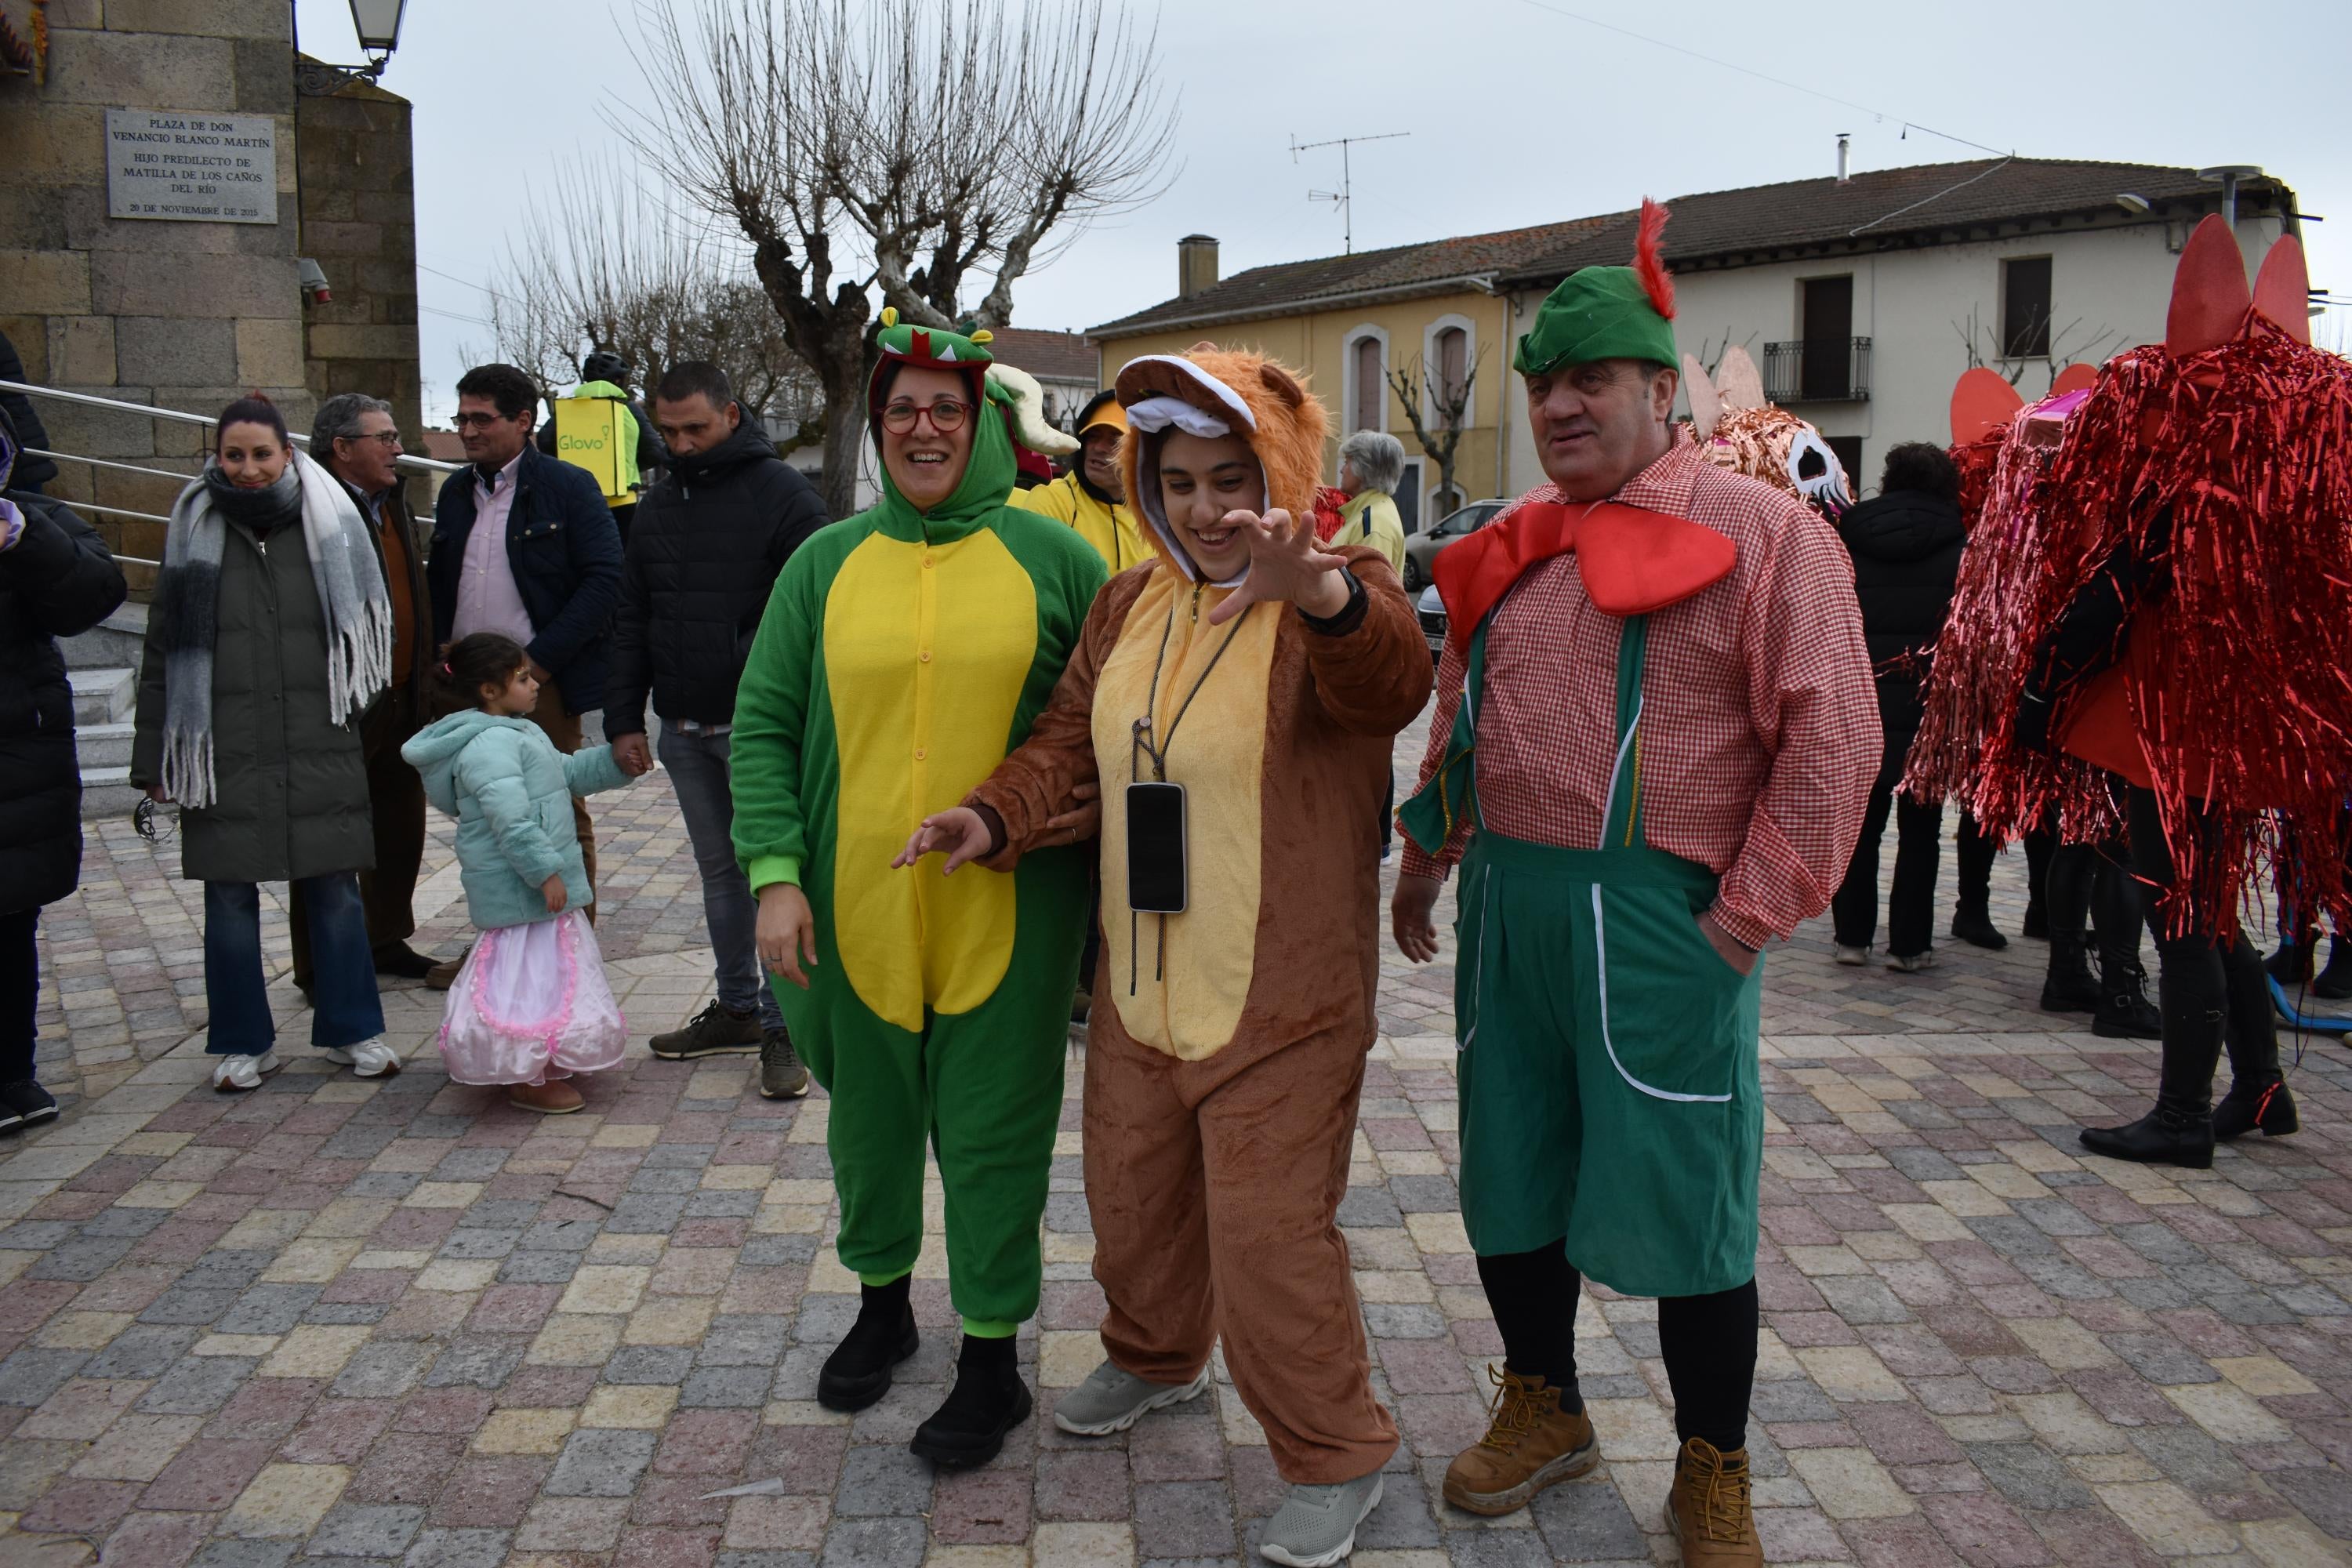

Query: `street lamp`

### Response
(348, 0, 407, 75)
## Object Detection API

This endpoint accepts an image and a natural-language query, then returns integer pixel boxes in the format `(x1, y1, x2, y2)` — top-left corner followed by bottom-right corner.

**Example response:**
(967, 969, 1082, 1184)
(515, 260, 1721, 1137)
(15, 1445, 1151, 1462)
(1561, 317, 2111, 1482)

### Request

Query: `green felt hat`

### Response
(1513, 198, 1679, 376)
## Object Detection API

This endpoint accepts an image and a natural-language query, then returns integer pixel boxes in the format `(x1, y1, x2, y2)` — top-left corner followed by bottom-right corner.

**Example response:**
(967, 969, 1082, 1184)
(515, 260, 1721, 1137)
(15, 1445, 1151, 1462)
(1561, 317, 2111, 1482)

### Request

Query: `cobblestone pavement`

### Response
(6, 720, 2352, 1566)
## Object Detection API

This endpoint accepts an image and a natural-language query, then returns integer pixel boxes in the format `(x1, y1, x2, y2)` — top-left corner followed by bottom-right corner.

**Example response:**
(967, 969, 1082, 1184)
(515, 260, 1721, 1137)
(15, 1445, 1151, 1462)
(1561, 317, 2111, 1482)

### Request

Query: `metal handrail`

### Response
(24, 448, 194, 486)
(0, 379, 460, 475)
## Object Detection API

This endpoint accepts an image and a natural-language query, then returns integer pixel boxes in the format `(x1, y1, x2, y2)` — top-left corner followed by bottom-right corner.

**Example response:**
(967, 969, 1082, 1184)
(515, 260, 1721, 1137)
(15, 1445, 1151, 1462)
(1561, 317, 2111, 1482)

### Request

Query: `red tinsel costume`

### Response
(1904, 377, 2122, 844)
(2006, 218, 2352, 933)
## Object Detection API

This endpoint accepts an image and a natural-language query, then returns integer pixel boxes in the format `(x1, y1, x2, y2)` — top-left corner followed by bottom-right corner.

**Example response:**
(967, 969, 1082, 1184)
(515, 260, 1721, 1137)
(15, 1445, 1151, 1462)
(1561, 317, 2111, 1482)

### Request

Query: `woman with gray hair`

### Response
(1334, 430, 1409, 578)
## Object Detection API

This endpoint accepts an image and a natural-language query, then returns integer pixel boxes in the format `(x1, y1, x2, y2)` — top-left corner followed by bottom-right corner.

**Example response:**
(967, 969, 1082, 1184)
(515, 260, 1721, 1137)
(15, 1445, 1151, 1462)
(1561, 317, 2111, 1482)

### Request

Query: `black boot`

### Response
(817, 1274, 920, 1413)
(2022, 902, 2050, 942)
(1951, 904, 2009, 951)
(910, 1332, 1032, 1468)
(2314, 936, 2352, 1000)
(2040, 935, 2100, 1014)
(2212, 1077, 2298, 1140)
(2092, 949, 2163, 1040)
(2079, 1094, 2216, 1169)
(2267, 931, 2320, 987)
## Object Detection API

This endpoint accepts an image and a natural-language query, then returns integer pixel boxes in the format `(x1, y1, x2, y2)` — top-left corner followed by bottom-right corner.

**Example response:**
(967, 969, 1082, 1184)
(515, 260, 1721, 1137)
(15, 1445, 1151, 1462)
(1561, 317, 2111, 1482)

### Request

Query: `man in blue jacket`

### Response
(430, 363, 622, 952)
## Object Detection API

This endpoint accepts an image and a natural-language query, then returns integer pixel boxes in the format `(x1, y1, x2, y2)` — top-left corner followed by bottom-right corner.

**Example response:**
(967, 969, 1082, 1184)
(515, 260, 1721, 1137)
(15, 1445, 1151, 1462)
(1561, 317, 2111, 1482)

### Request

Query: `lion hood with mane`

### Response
(1113, 344, 1329, 586)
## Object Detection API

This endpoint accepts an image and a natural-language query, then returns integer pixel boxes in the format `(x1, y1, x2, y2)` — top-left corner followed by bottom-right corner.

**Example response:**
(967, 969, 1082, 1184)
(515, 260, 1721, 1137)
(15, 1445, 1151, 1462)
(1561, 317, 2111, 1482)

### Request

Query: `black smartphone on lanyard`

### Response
(1126, 782, 1188, 913)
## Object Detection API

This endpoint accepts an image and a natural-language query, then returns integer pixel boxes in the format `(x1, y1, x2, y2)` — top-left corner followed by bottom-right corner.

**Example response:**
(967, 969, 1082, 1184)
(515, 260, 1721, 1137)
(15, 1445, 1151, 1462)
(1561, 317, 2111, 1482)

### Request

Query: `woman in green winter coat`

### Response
(403, 633, 646, 1112)
(132, 396, 399, 1093)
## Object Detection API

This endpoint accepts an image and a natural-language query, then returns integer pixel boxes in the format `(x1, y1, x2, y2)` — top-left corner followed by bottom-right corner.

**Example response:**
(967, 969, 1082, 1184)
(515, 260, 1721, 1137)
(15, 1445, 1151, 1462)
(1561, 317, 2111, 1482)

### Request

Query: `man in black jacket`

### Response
(430, 363, 624, 934)
(606, 361, 827, 1095)
(291, 394, 438, 989)
(0, 409, 128, 1129)
(1830, 443, 1969, 971)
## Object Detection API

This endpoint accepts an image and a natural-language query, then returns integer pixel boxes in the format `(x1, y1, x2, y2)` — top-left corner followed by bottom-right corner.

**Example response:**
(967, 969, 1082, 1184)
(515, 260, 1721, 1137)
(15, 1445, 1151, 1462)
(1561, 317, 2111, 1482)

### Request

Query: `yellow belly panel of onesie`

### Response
(824, 528, 1038, 1032)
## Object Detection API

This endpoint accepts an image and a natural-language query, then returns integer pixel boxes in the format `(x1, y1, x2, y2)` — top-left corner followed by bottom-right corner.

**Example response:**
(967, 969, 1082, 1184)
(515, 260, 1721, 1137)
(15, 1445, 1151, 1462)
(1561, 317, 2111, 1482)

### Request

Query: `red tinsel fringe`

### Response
(2016, 325, 2352, 933)
(1902, 412, 2120, 844)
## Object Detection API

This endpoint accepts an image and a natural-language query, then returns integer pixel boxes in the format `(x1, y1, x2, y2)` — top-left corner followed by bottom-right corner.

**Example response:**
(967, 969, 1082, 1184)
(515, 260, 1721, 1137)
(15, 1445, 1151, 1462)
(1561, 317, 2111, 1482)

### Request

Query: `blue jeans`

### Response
(659, 720, 784, 1029)
(204, 875, 385, 1055)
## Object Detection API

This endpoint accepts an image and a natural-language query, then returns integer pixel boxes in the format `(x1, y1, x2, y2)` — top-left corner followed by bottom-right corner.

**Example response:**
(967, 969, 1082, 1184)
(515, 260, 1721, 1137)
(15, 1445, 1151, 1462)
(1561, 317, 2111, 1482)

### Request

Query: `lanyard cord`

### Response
(1133, 587, 1245, 782)
(1128, 586, 1247, 996)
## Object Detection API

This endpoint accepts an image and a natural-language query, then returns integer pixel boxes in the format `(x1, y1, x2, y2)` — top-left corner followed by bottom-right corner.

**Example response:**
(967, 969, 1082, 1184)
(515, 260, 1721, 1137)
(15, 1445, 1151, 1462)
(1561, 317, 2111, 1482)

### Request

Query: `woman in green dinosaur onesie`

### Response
(730, 312, 1105, 1468)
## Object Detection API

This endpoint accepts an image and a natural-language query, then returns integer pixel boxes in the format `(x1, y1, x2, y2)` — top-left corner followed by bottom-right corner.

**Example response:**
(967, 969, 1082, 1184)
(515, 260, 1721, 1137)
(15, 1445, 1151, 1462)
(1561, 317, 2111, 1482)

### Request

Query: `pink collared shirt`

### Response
(451, 452, 536, 649)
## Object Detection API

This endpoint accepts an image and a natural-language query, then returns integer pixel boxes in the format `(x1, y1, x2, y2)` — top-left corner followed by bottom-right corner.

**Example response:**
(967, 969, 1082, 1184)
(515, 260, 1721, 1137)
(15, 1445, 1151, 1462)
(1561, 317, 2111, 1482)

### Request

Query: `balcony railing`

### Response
(1762, 337, 1872, 405)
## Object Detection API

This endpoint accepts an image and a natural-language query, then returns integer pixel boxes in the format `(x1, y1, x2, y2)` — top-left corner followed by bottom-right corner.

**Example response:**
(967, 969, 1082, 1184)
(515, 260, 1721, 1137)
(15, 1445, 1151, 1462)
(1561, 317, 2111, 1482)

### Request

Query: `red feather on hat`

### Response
(1633, 198, 1675, 321)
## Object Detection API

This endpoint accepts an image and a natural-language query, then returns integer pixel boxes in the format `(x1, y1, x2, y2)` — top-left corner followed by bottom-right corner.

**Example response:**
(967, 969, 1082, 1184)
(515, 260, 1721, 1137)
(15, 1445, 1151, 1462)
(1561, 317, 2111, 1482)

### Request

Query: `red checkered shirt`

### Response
(1402, 437, 1879, 950)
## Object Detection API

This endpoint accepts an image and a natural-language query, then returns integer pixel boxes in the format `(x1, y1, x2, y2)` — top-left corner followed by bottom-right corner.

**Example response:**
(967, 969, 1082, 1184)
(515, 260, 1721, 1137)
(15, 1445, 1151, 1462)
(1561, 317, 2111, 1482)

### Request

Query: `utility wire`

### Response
(1514, 0, 2012, 160)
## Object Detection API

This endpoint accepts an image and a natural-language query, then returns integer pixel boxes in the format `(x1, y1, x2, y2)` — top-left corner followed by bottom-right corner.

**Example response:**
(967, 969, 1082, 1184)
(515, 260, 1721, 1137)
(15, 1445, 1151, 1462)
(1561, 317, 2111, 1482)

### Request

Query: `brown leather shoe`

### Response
(426, 949, 468, 992)
(1441, 1367, 1598, 1516)
(1664, 1436, 1761, 1566)
(507, 1080, 585, 1115)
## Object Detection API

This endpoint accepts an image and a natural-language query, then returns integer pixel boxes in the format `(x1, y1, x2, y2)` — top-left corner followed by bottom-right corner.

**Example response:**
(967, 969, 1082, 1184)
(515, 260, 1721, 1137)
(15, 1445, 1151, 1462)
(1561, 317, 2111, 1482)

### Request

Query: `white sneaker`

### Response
(324, 1039, 401, 1077)
(1260, 1472, 1385, 1567)
(1834, 945, 1871, 967)
(211, 1051, 282, 1092)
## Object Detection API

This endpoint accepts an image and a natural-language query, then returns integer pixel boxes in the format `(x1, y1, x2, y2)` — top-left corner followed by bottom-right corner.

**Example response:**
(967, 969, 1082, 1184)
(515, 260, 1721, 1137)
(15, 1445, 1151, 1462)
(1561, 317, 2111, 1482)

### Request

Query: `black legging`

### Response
(1477, 1242, 1757, 1454)
(1955, 811, 1997, 913)
(2126, 787, 2279, 1109)
(0, 909, 35, 1083)
(2046, 839, 2142, 956)
(1831, 755, 1943, 956)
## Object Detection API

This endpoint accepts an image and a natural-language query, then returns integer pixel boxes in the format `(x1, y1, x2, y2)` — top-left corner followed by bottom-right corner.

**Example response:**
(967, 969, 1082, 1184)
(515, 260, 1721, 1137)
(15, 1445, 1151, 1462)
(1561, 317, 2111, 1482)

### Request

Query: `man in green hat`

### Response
(1391, 202, 1877, 1566)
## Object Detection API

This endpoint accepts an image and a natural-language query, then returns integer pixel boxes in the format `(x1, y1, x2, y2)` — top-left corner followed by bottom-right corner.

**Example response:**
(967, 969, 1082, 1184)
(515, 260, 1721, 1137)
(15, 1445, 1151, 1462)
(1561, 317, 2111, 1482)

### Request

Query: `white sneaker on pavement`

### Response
(211, 1051, 282, 1093)
(1260, 1472, 1385, 1567)
(324, 1039, 401, 1077)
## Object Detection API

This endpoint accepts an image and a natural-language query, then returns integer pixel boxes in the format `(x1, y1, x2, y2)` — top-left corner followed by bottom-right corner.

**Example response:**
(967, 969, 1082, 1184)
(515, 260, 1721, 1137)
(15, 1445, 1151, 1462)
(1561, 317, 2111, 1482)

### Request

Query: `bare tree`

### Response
(1385, 343, 1488, 517)
(624, 0, 1178, 517)
(1951, 304, 2119, 389)
(468, 156, 828, 451)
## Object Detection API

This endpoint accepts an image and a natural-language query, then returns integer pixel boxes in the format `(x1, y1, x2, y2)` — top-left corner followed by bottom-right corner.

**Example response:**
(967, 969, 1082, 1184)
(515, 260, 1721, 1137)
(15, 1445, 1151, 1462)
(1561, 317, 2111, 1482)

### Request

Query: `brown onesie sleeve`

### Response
(1302, 547, 1436, 736)
(966, 562, 1154, 869)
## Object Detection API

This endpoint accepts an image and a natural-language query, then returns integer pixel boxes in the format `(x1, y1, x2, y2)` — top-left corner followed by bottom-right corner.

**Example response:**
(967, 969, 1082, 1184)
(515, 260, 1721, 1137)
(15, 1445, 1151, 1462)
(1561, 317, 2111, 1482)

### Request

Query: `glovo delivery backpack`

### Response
(551, 395, 640, 506)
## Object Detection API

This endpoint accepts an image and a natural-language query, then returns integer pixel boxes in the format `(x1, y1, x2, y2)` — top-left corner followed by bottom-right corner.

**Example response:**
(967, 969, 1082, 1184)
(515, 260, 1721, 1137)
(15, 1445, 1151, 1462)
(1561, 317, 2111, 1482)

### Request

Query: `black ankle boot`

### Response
(1951, 905, 2009, 951)
(818, 1275, 920, 1412)
(2314, 938, 2352, 1001)
(2022, 900, 2049, 941)
(2267, 931, 2319, 987)
(2041, 936, 2100, 1014)
(2080, 1096, 2216, 1169)
(910, 1333, 1032, 1468)
(2213, 1078, 2298, 1141)
(2092, 951, 2163, 1040)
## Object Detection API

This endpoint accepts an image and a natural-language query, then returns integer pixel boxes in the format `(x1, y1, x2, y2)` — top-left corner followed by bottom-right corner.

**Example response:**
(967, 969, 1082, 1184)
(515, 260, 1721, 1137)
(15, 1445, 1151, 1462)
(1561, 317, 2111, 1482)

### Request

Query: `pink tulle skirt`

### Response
(436, 911, 626, 1087)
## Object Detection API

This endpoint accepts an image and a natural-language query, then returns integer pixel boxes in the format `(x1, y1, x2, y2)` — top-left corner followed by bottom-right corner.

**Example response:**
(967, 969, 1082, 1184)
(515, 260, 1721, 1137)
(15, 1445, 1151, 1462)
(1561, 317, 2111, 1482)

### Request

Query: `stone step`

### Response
(79, 767, 141, 822)
(75, 720, 135, 770)
(59, 601, 148, 671)
(69, 666, 135, 725)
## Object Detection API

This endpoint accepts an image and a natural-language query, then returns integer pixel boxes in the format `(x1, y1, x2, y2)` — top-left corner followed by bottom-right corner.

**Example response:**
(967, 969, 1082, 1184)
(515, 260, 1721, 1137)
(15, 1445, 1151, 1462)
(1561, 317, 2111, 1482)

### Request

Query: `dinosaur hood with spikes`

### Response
(1513, 197, 1680, 375)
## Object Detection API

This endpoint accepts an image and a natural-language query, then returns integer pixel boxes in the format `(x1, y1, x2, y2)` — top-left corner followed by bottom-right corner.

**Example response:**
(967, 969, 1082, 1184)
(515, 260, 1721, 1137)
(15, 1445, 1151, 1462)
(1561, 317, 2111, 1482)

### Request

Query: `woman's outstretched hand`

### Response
(1204, 507, 1351, 626)
(894, 806, 994, 875)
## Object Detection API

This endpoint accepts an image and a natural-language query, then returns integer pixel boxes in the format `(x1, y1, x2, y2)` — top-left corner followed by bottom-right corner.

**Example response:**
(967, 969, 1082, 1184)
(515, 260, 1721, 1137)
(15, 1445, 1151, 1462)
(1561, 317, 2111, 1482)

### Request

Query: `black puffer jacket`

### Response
(1, 492, 129, 913)
(604, 418, 829, 735)
(1837, 488, 1966, 753)
(0, 332, 58, 493)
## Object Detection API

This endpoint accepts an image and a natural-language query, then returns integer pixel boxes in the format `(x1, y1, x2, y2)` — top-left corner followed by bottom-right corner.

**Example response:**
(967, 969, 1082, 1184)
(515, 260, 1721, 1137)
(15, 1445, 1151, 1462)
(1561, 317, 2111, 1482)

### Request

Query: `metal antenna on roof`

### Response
(1291, 131, 1410, 255)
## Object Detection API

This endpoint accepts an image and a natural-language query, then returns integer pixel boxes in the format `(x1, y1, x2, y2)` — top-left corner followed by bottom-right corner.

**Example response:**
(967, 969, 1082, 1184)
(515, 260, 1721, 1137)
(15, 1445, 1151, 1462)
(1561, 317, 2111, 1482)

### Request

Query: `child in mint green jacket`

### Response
(403, 633, 644, 1112)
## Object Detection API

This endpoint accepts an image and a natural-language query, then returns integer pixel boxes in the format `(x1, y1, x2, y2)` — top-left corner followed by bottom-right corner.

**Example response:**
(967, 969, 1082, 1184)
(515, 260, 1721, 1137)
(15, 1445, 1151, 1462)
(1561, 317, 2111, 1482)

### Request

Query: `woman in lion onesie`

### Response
(904, 345, 1432, 1568)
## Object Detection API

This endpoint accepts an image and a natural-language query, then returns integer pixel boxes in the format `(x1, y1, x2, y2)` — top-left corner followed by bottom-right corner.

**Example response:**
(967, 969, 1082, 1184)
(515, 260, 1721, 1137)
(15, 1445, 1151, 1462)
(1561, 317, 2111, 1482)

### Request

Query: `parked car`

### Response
(1417, 584, 1448, 662)
(1400, 499, 1508, 592)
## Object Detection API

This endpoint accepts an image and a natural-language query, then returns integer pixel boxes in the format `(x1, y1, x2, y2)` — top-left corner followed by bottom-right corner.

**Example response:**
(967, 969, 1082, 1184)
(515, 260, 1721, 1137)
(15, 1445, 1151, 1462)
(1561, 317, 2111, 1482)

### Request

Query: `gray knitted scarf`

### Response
(151, 448, 392, 808)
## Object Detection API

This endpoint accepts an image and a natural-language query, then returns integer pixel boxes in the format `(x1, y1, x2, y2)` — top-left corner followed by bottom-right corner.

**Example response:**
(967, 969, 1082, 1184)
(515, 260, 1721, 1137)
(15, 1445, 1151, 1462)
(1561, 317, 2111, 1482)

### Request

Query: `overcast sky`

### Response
(293, 0, 2351, 425)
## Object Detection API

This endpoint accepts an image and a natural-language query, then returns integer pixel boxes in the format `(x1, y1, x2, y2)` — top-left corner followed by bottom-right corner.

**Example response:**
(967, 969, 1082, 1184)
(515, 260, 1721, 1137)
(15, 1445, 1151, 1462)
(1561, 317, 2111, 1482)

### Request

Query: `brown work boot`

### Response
(1665, 1436, 1761, 1566)
(1441, 1367, 1598, 1516)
